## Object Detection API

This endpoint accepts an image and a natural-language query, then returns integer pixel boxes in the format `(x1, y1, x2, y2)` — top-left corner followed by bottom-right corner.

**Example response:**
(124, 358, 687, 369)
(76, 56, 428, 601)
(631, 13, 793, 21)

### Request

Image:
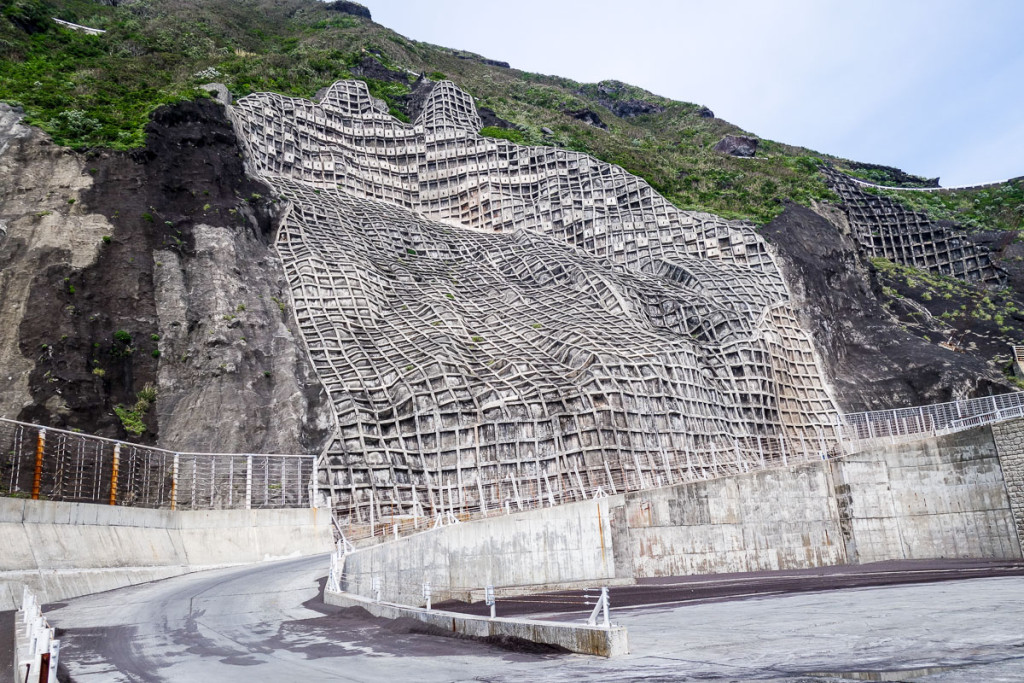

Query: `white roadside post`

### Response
(423, 582, 432, 610)
(587, 587, 610, 628)
(47, 639, 61, 683)
(485, 585, 495, 619)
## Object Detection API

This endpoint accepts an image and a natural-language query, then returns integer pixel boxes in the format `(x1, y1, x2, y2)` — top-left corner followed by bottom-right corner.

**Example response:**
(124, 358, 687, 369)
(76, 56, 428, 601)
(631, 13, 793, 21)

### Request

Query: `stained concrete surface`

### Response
(44, 555, 1024, 682)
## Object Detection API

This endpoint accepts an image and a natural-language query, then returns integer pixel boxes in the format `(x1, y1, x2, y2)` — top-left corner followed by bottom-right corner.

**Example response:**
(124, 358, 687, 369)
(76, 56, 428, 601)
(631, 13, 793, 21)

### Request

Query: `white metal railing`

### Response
(842, 172, 1019, 194)
(329, 541, 616, 626)
(0, 418, 316, 510)
(839, 391, 1024, 446)
(1014, 345, 1024, 364)
(16, 587, 59, 683)
(52, 17, 105, 35)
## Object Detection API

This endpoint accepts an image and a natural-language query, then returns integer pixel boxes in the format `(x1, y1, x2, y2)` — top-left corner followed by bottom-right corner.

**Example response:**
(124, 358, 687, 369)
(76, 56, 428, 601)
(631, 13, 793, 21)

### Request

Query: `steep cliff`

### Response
(0, 99, 329, 452)
(762, 201, 1006, 411)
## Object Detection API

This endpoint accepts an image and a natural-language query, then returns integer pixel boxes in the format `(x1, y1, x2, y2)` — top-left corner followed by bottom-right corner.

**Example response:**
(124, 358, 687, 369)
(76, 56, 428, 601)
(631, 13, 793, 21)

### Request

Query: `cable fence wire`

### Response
(0, 418, 315, 510)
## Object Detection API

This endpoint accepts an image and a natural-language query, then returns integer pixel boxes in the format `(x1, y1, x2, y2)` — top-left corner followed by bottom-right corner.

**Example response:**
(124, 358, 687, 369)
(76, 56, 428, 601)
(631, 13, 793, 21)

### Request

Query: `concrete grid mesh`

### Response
(231, 80, 842, 520)
(823, 167, 1004, 285)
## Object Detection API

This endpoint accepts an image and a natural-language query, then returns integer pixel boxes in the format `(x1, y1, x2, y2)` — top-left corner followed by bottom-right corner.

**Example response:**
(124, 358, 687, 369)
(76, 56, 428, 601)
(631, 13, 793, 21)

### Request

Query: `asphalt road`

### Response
(437, 558, 1024, 617)
(42, 555, 1024, 682)
(1, 610, 13, 682)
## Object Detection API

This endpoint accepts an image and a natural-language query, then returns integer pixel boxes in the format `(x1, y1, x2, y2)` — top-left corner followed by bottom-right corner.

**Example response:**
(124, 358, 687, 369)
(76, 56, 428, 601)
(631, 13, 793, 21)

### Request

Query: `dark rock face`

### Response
(0, 99, 329, 452)
(447, 49, 510, 69)
(404, 78, 436, 123)
(714, 134, 759, 157)
(586, 82, 666, 118)
(324, 1, 371, 19)
(351, 56, 400, 83)
(606, 99, 664, 118)
(563, 108, 607, 129)
(762, 202, 1008, 411)
(478, 106, 517, 131)
(698, 106, 715, 118)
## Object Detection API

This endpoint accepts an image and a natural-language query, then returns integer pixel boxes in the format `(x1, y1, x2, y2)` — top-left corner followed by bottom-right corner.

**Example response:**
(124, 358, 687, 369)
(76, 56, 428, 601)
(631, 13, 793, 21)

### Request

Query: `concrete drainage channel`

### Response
(323, 587, 629, 657)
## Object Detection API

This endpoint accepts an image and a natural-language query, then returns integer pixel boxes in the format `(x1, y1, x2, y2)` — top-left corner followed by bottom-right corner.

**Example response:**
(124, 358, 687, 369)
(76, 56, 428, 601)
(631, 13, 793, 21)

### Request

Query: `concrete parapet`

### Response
(324, 588, 629, 658)
(0, 499, 333, 610)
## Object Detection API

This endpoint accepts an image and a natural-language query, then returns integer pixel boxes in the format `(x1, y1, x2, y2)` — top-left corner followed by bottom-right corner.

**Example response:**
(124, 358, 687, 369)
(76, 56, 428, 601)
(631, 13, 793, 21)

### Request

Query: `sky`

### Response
(362, 0, 1024, 187)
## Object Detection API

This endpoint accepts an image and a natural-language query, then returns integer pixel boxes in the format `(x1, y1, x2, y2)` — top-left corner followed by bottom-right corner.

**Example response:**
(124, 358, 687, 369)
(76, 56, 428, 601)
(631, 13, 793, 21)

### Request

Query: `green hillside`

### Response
(0, 0, 1021, 231)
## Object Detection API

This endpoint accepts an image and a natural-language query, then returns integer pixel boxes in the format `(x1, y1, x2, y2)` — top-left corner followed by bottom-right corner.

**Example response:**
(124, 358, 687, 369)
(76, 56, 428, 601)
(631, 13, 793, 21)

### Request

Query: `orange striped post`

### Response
(170, 453, 179, 511)
(31, 429, 46, 500)
(109, 443, 120, 506)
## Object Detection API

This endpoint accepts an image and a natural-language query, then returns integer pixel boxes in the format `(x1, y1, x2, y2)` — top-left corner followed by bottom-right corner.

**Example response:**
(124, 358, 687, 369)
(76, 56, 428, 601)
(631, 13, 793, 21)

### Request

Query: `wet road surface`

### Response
(44, 555, 1024, 682)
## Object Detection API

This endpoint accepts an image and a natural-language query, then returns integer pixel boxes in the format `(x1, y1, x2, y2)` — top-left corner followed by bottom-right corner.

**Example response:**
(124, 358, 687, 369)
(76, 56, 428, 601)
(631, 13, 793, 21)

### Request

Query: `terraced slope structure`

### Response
(232, 81, 840, 519)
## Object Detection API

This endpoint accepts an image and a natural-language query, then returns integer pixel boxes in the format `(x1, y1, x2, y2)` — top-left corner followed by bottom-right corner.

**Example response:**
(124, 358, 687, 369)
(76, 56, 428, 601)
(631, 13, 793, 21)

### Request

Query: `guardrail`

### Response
(840, 172, 1021, 194)
(16, 587, 59, 683)
(6, 389, 1024, 521)
(839, 391, 1024, 446)
(0, 418, 315, 510)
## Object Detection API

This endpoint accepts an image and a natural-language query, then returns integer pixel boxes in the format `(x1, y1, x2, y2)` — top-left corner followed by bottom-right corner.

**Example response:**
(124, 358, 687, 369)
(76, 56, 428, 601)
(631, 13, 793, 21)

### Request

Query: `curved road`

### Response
(45, 555, 1024, 682)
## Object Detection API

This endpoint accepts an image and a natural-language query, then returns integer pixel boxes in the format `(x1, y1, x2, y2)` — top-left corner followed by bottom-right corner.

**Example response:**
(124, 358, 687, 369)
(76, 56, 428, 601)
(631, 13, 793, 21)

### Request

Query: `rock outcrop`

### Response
(714, 134, 759, 158)
(0, 100, 329, 452)
(762, 201, 1006, 411)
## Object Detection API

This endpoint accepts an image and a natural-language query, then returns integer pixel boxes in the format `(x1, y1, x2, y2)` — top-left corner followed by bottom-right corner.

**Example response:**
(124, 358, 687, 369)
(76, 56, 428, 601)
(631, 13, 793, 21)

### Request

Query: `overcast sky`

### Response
(362, 0, 1023, 187)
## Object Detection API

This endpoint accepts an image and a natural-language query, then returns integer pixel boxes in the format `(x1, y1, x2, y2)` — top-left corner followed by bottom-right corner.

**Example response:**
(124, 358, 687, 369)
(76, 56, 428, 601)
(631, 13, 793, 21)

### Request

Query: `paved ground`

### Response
(43, 555, 1024, 682)
(437, 558, 1024, 617)
(0, 610, 14, 682)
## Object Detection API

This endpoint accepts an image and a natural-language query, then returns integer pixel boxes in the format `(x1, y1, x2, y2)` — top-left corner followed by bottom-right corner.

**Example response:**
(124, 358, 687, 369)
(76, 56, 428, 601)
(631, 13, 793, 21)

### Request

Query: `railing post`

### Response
(245, 455, 253, 510)
(834, 416, 845, 455)
(170, 453, 179, 511)
(485, 585, 495, 619)
(31, 428, 46, 500)
(587, 587, 610, 627)
(47, 639, 60, 683)
(109, 443, 120, 506)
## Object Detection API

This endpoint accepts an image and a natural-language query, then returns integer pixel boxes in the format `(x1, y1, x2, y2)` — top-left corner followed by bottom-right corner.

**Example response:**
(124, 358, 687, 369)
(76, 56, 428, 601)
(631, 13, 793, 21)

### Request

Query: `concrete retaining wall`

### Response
(324, 588, 628, 657)
(0, 498, 333, 609)
(618, 465, 844, 577)
(340, 425, 1022, 601)
(833, 427, 1020, 563)
(992, 418, 1024, 548)
(341, 497, 620, 605)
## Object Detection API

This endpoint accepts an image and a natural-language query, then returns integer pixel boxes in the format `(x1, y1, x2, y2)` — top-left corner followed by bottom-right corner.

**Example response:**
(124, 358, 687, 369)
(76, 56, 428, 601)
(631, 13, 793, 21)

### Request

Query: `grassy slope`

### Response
(0, 0, 835, 223)
(2, 0, 1021, 232)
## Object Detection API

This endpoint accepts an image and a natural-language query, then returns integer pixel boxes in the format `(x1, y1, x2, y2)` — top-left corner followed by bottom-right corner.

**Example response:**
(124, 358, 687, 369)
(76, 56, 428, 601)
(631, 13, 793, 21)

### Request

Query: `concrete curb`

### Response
(324, 589, 629, 657)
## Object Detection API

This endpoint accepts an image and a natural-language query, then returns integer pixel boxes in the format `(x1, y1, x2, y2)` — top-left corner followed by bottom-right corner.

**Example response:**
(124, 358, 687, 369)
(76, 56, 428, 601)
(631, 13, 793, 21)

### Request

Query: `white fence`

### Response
(0, 418, 316, 510)
(16, 587, 59, 683)
(5, 389, 1023, 523)
(843, 172, 1019, 194)
(839, 391, 1024, 447)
